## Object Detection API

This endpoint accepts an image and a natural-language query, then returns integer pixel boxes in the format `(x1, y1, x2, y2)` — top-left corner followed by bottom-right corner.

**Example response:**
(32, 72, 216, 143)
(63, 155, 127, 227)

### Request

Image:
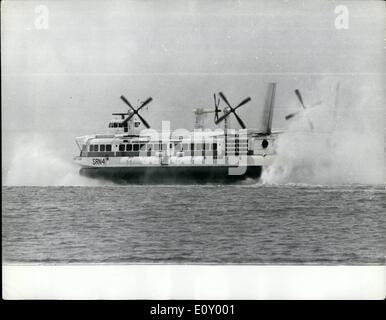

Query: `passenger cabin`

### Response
(78, 132, 275, 160)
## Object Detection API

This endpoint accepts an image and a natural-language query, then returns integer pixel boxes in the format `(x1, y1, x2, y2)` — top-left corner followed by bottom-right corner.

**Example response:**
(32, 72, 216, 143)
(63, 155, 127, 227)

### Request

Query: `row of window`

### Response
(108, 123, 126, 128)
(89, 143, 219, 152)
(90, 144, 112, 152)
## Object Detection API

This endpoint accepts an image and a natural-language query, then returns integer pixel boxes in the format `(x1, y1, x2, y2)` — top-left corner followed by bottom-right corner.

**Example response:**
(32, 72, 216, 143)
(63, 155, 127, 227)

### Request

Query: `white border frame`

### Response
(3, 265, 385, 300)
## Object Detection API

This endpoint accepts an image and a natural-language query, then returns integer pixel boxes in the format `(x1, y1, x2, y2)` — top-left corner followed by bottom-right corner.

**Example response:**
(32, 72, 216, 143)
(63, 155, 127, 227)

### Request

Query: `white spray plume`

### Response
(262, 81, 384, 185)
(4, 134, 109, 186)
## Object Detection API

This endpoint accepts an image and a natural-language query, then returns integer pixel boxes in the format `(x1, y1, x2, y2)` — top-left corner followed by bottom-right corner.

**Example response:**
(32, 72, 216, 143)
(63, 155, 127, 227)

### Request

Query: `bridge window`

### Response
(139, 144, 146, 150)
(126, 144, 132, 151)
(147, 144, 153, 151)
(119, 144, 125, 151)
(100, 145, 105, 152)
(133, 144, 139, 151)
(106, 145, 112, 152)
(94, 145, 99, 152)
(90, 145, 94, 152)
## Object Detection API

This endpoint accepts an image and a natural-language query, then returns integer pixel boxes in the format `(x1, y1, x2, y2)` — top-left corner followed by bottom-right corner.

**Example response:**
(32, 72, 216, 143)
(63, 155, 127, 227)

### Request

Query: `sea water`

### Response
(2, 184, 385, 264)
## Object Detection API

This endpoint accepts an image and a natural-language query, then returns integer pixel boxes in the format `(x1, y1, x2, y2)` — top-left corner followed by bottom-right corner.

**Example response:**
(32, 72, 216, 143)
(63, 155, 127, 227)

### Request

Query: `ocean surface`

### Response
(2, 184, 385, 264)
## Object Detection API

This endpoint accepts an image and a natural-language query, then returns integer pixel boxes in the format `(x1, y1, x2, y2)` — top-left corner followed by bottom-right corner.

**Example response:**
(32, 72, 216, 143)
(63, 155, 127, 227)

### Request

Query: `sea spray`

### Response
(261, 82, 384, 185)
(4, 134, 109, 186)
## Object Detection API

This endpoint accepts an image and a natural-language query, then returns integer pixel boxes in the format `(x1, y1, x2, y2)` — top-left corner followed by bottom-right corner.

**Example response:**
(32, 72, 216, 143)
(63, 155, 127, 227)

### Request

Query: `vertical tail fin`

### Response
(263, 82, 276, 135)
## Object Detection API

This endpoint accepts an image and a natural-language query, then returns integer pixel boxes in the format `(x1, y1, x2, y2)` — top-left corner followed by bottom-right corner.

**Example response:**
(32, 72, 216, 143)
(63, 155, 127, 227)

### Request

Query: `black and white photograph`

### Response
(2, 0, 385, 300)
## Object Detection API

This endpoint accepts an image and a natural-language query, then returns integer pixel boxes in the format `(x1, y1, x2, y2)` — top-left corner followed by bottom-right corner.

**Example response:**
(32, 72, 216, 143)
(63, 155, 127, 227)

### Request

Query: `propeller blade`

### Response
(218, 92, 233, 110)
(137, 97, 153, 111)
(120, 95, 135, 111)
(137, 113, 150, 128)
(234, 97, 251, 111)
(285, 111, 300, 120)
(294, 89, 306, 109)
(333, 82, 340, 127)
(214, 93, 221, 121)
(307, 118, 314, 130)
(335, 83, 340, 108)
(121, 113, 135, 125)
(215, 110, 231, 125)
(309, 100, 323, 109)
(233, 111, 246, 129)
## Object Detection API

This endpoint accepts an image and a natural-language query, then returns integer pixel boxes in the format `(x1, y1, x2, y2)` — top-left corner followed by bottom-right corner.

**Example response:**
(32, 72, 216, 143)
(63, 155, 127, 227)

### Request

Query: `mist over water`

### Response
(4, 134, 107, 186)
(261, 82, 384, 185)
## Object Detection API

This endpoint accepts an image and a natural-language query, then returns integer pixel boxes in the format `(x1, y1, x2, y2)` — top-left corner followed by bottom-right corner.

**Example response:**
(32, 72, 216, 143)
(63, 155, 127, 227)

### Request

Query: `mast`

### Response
(224, 117, 228, 164)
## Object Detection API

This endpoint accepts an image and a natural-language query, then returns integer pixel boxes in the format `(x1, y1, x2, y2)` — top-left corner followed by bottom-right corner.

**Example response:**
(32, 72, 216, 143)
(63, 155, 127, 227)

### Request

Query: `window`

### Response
(126, 144, 132, 151)
(154, 144, 159, 151)
(113, 123, 117, 128)
(100, 145, 105, 152)
(90, 145, 94, 152)
(106, 145, 112, 152)
(212, 143, 217, 151)
(94, 145, 99, 152)
(119, 144, 125, 151)
(196, 144, 202, 151)
(262, 140, 269, 149)
(140, 144, 146, 150)
(204, 143, 210, 150)
(161, 144, 167, 151)
(133, 144, 139, 151)
(147, 144, 153, 151)
(182, 143, 189, 151)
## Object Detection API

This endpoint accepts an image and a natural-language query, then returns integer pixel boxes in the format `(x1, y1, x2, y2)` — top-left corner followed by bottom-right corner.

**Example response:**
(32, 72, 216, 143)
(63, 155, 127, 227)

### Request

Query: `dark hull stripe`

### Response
(80, 166, 262, 184)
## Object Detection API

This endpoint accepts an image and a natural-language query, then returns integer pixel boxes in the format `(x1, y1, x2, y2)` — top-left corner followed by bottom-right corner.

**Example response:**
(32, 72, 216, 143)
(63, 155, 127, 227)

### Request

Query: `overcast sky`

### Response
(2, 0, 385, 174)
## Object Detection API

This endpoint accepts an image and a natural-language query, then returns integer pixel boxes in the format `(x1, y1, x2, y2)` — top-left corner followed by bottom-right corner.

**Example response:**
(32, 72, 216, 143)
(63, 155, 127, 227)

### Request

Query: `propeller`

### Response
(120, 95, 153, 128)
(285, 89, 323, 130)
(213, 93, 222, 122)
(215, 92, 251, 129)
